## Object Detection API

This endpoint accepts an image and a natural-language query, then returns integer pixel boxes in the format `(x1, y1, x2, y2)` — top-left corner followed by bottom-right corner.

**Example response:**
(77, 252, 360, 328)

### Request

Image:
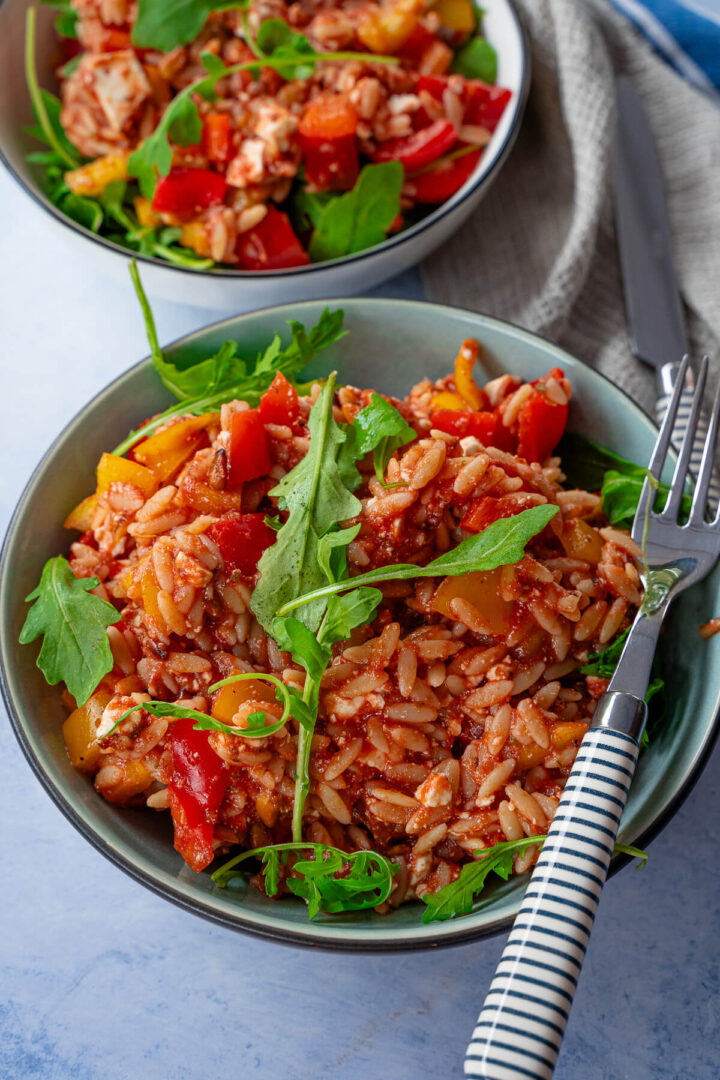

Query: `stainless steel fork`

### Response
(465, 355, 720, 1080)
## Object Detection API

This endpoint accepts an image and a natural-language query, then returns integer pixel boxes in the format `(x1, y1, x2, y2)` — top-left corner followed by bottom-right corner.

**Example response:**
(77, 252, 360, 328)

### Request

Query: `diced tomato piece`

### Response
(416, 74, 450, 101)
(98, 26, 132, 50)
(370, 119, 457, 172)
(228, 408, 272, 486)
(168, 719, 230, 872)
(461, 495, 524, 533)
(207, 513, 276, 575)
(236, 206, 310, 271)
(516, 370, 569, 463)
(152, 167, 228, 215)
(259, 372, 300, 426)
(298, 94, 359, 191)
(429, 408, 516, 451)
(396, 23, 437, 62)
(408, 149, 481, 202)
(202, 113, 232, 164)
(464, 82, 512, 132)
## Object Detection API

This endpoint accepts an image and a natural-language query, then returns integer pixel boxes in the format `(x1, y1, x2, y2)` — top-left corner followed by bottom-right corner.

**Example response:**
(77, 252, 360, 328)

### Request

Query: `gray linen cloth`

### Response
(420, 0, 720, 415)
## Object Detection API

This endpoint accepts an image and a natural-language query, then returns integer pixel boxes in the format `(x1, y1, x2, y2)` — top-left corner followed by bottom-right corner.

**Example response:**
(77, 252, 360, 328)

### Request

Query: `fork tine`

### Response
(688, 370, 720, 524)
(661, 356, 708, 521)
(631, 355, 690, 543)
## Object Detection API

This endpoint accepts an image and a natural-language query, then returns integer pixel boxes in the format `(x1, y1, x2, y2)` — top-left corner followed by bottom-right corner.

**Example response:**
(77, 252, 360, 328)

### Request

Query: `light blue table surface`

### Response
(2, 169, 719, 1080)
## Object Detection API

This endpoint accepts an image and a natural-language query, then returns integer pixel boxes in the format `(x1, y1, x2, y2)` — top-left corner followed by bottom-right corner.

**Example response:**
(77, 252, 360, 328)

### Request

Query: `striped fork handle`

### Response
(657, 358, 720, 508)
(465, 721, 640, 1079)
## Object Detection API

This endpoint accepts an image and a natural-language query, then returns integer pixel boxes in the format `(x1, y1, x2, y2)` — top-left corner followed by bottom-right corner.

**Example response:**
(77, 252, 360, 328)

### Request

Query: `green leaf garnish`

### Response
(19, 556, 120, 706)
(250, 373, 362, 635)
(59, 192, 104, 232)
(132, 0, 247, 51)
(307, 163, 404, 262)
(212, 842, 397, 917)
(351, 393, 416, 484)
(277, 503, 560, 616)
(557, 432, 692, 528)
(422, 836, 649, 923)
(113, 263, 344, 455)
(452, 35, 497, 82)
(25, 8, 80, 170)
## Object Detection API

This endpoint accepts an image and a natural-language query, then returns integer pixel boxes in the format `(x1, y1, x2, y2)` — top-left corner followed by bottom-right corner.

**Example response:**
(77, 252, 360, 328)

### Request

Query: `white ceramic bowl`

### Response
(0, 0, 529, 310)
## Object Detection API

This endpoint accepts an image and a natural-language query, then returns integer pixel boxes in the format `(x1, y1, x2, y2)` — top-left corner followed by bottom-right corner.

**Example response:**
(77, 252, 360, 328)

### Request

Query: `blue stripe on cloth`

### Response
(607, 0, 720, 95)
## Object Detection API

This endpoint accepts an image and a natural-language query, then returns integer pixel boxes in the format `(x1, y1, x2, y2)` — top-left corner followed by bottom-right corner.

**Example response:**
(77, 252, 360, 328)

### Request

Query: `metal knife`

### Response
(613, 76, 718, 499)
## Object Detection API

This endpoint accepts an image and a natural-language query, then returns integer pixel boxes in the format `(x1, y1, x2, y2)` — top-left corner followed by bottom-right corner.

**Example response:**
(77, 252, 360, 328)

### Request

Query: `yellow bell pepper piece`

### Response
(212, 679, 277, 725)
(101, 759, 153, 804)
(63, 689, 113, 773)
(133, 413, 218, 482)
(357, 0, 424, 54)
(180, 221, 211, 257)
(134, 196, 160, 229)
(431, 390, 467, 410)
(96, 452, 159, 499)
(454, 338, 484, 410)
(433, 0, 476, 35)
(65, 152, 129, 197)
(64, 493, 98, 532)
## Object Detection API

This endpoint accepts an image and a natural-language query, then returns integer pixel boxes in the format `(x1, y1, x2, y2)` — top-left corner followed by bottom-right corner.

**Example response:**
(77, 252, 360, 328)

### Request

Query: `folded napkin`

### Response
(420, 0, 720, 416)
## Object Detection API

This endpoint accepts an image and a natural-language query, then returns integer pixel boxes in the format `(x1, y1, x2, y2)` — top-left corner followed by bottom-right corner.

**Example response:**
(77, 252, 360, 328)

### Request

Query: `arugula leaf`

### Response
(59, 192, 103, 232)
(25, 9, 80, 169)
(114, 265, 344, 455)
(212, 841, 397, 917)
(278, 503, 560, 615)
(452, 36, 497, 82)
(316, 524, 360, 584)
(255, 19, 316, 78)
(132, 0, 246, 51)
(41, 0, 79, 38)
(352, 393, 416, 484)
(558, 432, 692, 528)
(251, 374, 362, 634)
(19, 556, 120, 706)
(422, 836, 649, 923)
(321, 588, 383, 644)
(308, 163, 404, 262)
(291, 187, 334, 234)
(580, 628, 665, 731)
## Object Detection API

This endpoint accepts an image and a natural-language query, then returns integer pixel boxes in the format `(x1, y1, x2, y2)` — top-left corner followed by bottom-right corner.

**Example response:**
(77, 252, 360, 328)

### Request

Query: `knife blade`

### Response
(613, 76, 718, 502)
(613, 76, 688, 379)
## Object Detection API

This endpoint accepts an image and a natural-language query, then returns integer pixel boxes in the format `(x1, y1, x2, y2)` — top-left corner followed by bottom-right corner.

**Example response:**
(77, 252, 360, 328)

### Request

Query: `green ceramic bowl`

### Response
(2, 299, 719, 950)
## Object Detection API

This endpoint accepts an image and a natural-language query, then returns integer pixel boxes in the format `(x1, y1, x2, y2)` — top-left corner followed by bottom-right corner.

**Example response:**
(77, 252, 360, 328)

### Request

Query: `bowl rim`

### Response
(3, 296, 720, 952)
(0, 0, 530, 280)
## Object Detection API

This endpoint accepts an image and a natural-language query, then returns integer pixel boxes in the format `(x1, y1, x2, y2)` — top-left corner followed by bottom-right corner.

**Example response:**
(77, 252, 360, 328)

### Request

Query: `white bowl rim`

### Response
(0, 0, 530, 279)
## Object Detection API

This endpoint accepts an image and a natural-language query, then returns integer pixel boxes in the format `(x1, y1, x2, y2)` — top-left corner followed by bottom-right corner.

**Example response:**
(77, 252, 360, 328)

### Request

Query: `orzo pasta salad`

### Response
(21, 270, 654, 922)
(25, 0, 512, 270)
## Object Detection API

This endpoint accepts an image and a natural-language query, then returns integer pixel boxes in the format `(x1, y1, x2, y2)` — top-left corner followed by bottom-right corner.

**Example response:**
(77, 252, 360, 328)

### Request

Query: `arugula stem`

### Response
(291, 676, 316, 843)
(25, 7, 79, 170)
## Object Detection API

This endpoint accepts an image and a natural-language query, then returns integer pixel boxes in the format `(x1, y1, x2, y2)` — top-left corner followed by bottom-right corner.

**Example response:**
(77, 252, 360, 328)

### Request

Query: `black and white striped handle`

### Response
(657, 361, 720, 508)
(465, 726, 640, 1079)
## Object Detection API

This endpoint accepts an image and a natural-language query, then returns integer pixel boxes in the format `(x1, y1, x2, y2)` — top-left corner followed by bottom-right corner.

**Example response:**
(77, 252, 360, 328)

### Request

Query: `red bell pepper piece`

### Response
(236, 206, 310, 271)
(202, 113, 232, 164)
(396, 23, 437, 62)
(259, 371, 300, 426)
(370, 119, 457, 172)
(463, 82, 512, 132)
(429, 408, 516, 451)
(168, 719, 230, 872)
(460, 495, 523, 533)
(207, 513, 276, 575)
(416, 74, 450, 101)
(516, 368, 569, 463)
(228, 408, 272, 486)
(152, 167, 228, 215)
(298, 94, 359, 191)
(408, 149, 481, 203)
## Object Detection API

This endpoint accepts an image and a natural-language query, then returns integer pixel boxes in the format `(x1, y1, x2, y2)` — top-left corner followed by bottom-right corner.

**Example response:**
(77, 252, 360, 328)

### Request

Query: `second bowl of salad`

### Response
(0, 0, 528, 308)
